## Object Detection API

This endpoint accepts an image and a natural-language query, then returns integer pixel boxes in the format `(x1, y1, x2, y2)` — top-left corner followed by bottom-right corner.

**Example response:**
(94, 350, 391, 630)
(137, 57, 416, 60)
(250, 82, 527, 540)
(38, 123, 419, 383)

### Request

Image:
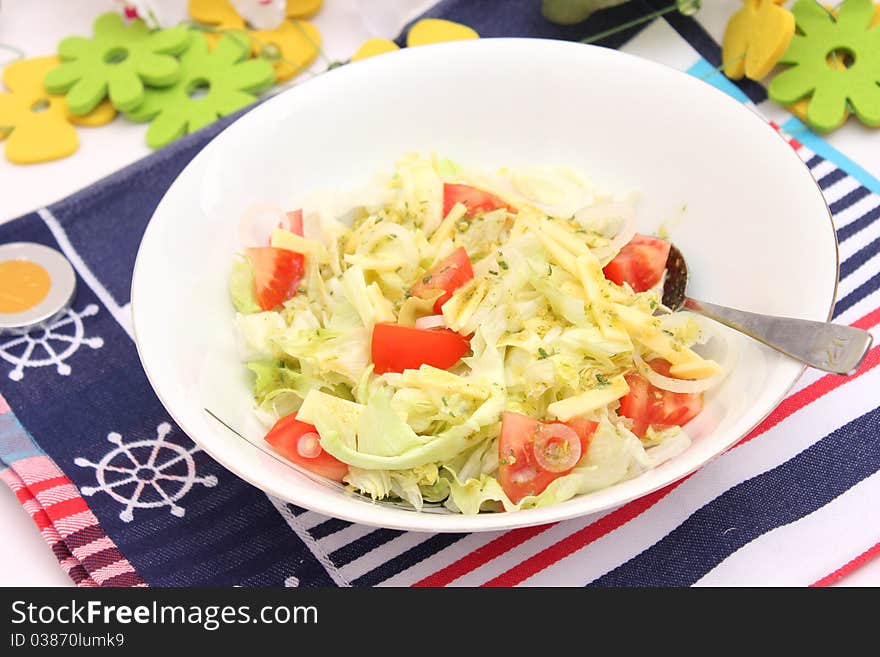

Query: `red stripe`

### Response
(68, 565, 92, 585)
(81, 547, 126, 573)
(11, 487, 54, 530)
(13, 487, 32, 504)
(413, 524, 550, 587)
(789, 137, 803, 151)
(415, 305, 880, 587)
(482, 484, 684, 587)
(30, 508, 52, 531)
(742, 345, 880, 445)
(101, 571, 147, 587)
(27, 475, 70, 495)
(852, 305, 880, 330)
(44, 496, 89, 520)
(811, 541, 880, 587)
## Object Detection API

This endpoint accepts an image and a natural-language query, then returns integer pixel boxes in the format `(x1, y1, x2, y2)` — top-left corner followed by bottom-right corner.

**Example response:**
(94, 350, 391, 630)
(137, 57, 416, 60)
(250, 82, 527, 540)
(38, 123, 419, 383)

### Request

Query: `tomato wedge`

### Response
(371, 323, 470, 374)
(602, 234, 671, 292)
(498, 411, 598, 504)
(618, 359, 704, 438)
(443, 183, 511, 218)
(264, 412, 348, 481)
(246, 246, 304, 311)
(410, 247, 474, 313)
(281, 208, 304, 236)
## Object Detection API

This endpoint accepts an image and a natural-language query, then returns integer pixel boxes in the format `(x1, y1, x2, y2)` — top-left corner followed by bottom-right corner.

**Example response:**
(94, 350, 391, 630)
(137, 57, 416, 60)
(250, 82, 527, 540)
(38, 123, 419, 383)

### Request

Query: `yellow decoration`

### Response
(189, 0, 246, 48)
(350, 18, 479, 63)
(784, 4, 880, 130)
(0, 56, 116, 164)
(722, 0, 794, 80)
(0, 260, 51, 313)
(251, 20, 321, 82)
(188, 0, 320, 82)
(406, 18, 480, 47)
(351, 38, 400, 62)
(287, 0, 322, 19)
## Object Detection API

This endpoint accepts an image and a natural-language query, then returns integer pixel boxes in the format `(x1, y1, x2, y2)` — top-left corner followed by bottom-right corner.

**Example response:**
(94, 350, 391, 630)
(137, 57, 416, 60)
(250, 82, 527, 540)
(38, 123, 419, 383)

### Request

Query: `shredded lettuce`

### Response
(229, 154, 724, 514)
(229, 258, 261, 314)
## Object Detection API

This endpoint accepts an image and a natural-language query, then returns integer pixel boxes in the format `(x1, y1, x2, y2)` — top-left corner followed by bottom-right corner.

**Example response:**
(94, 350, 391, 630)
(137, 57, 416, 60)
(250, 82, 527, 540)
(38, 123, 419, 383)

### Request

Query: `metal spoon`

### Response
(661, 245, 873, 375)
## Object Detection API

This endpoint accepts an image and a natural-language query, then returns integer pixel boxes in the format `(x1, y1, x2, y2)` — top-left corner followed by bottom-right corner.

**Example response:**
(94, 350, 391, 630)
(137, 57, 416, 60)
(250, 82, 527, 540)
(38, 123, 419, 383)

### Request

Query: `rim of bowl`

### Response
(131, 38, 840, 532)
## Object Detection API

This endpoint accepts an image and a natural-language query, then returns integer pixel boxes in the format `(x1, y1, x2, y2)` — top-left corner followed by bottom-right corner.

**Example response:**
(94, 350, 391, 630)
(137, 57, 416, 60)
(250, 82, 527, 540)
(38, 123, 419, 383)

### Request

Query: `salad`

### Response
(229, 154, 727, 514)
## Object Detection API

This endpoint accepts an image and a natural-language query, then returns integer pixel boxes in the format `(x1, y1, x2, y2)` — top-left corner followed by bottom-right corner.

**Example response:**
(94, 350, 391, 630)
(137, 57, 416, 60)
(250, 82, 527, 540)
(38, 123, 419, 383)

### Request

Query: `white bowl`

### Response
(131, 39, 837, 533)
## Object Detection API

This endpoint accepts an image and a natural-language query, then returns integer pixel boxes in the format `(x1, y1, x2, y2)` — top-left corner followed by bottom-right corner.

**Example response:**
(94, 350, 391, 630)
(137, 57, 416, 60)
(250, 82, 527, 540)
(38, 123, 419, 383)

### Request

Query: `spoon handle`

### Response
(684, 298, 873, 375)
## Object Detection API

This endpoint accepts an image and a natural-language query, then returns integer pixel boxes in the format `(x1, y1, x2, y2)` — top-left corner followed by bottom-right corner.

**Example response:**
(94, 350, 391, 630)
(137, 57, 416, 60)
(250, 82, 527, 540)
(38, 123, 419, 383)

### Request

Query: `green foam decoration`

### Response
(768, 0, 880, 132)
(44, 12, 191, 116)
(125, 32, 275, 149)
(541, 0, 628, 26)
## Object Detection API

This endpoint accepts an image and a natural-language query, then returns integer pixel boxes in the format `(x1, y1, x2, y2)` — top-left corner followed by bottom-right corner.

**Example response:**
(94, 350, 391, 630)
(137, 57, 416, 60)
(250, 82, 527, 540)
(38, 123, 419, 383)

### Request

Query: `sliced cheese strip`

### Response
(430, 201, 467, 247)
(271, 227, 329, 263)
(548, 374, 629, 421)
(576, 254, 630, 343)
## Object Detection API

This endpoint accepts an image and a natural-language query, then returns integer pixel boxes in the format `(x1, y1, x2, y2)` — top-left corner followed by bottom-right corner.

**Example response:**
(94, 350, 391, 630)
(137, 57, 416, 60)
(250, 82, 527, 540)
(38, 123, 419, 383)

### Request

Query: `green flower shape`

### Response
(126, 32, 275, 149)
(44, 12, 190, 116)
(768, 0, 880, 132)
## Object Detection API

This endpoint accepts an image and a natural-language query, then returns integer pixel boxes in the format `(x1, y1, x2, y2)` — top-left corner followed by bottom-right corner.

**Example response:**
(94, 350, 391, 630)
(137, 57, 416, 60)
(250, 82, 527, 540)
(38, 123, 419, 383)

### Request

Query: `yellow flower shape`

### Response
(723, 0, 795, 80)
(188, 0, 320, 82)
(350, 19, 479, 63)
(0, 56, 115, 164)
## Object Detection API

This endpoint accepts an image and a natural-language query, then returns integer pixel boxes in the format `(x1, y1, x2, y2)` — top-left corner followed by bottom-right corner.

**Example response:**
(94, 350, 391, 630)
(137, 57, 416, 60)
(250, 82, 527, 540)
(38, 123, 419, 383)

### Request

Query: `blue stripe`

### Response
(781, 117, 880, 195)
(685, 59, 750, 104)
(0, 413, 45, 462)
(588, 404, 880, 587)
(805, 154, 824, 170)
(309, 517, 351, 540)
(329, 528, 404, 567)
(837, 203, 880, 243)
(840, 235, 880, 279)
(833, 271, 880, 318)
(817, 168, 847, 190)
(351, 533, 466, 587)
(830, 186, 870, 216)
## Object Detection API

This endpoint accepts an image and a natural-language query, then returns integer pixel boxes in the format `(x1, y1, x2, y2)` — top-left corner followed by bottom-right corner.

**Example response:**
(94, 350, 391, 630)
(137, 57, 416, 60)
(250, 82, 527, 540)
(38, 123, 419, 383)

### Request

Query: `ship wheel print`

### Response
(75, 423, 218, 522)
(0, 304, 103, 381)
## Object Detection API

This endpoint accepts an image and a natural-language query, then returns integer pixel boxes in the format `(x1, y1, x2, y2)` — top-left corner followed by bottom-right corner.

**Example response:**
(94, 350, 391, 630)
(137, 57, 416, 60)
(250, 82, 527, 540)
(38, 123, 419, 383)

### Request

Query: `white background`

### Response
(0, 0, 877, 586)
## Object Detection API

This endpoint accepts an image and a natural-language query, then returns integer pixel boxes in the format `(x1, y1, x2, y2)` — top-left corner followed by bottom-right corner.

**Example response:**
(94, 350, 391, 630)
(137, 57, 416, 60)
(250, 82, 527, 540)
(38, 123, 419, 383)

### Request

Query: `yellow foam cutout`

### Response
(287, 0, 322, 19)
(1, 56, 116, 164)
(251, 20, 321, 82)
(406, 19, 479, 47)
(722, 0, 794, 81)
(0, 260, 51, 313)
(351, 38, 400, 62)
